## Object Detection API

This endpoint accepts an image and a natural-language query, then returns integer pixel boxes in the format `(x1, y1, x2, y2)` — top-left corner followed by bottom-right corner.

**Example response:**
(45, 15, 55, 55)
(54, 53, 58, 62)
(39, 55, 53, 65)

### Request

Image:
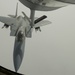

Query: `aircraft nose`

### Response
(13, 36, 25, 72)
(14, 55, 22, 72)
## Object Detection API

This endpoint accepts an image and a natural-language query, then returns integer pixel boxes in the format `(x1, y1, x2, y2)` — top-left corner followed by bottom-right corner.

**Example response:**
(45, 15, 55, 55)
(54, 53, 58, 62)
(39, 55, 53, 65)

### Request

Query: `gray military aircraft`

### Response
(0, 0, 75, 72)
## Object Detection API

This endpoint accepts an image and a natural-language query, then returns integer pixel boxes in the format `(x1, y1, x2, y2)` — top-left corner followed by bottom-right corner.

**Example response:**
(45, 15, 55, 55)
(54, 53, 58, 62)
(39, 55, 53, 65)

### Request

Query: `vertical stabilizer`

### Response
(15, 3, 18, 18)
(8, 3, 18, 18)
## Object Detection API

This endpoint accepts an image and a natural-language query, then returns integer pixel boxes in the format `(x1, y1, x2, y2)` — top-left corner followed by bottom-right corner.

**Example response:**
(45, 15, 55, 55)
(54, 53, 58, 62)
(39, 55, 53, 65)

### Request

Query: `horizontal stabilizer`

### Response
(8, 15, 16, 18)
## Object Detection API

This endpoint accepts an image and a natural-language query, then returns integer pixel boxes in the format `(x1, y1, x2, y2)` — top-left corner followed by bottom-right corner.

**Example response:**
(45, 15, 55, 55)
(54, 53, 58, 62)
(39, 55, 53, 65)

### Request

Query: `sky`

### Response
(0, 0, 75, 75)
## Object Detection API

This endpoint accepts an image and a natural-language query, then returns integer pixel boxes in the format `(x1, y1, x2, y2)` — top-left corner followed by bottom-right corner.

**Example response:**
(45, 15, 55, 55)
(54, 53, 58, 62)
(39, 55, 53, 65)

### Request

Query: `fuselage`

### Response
(10, 16, 32, 38)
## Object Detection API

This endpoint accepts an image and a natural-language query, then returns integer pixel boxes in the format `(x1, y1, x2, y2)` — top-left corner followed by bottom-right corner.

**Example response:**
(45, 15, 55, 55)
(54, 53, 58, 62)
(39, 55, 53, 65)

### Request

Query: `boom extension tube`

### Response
(34, 15, 47, 24)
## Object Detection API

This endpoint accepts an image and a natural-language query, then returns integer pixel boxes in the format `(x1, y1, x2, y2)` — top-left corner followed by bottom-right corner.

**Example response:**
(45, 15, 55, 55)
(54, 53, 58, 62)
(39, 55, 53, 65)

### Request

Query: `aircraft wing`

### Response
(34, 20, 51, 28)
(19, 0, 70, 11)
(0, 16, 16, 25)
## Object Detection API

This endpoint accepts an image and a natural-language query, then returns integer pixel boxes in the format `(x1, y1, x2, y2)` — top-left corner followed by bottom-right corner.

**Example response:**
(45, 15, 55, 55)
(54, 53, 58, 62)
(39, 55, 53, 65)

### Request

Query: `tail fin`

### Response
(15, 3, 18, 17)
(8, 3, 18, 18)
(22, 11, 30, 22)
